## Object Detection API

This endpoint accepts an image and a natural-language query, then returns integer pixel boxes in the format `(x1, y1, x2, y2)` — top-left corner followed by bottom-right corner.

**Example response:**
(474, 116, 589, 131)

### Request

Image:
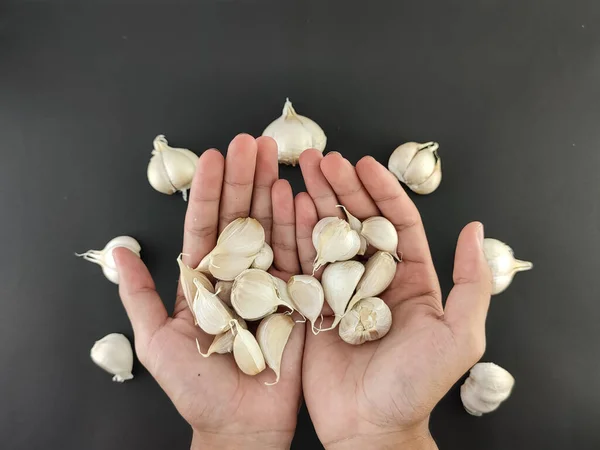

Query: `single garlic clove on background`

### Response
(360, 217, 400, 260)
(347, 251, 397, 312)
(192, 279, 235, 335)
(262, 98, 327, 166)
(256, 313, 295, 385)
(147, 135, 198, 201)
(287, 275, 324, 334)
(388, 141, 441, 195)
(90, 333, 134, 382)
(312, 217, 361, 273)
(232, 320, 266, 376)
(251, 242, 274, 271)
(177, 254, 214, 322)
(231, 269, 294, 321)
(76, 236, 141, 284)
(483, 238, 533, 295)
(338, 297, 392, 345)
(320, 261, 365, 330)
(460, 362, 515, 416)
(197, 317, 247, 357)
(215, 280, 233, 306)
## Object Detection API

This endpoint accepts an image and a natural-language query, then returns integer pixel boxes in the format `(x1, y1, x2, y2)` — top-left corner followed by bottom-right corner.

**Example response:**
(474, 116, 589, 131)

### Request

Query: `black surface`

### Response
(1, 1, 599, 449)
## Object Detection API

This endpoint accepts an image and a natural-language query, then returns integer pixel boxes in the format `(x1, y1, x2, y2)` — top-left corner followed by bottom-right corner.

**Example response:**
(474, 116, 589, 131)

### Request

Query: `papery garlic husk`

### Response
(177, 254, 214, 322)
(483, 238, 533, 295)
(76, 236, 141, 284)
(388, 141, 441, 195)
(232, 320, 266, 376)
(320, 261, 365, 330)
(215, 280, 233, 306)
(192, 279, 234, 335)
(251, 243, 274, 271)
(147, 135, 198, 201)
(360, 217, 400, 260)
(338, 297, 392, 345)
(347, 251, 396, 312)
(231, 269, 294, 321)
(196, 317, 247, 357)
(460, 362, 515, 416)
(287, 275, 324, 334)
(312, 217, 361, 273)
(257, 313, 295, 385)
(262, 98, 327, 166)
(90, 333, 134, 382)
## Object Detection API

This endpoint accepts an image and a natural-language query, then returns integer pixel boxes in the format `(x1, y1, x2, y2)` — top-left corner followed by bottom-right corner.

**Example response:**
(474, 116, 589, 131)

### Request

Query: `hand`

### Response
(113, 135, 305, 450)
(296, 150, 492, 449)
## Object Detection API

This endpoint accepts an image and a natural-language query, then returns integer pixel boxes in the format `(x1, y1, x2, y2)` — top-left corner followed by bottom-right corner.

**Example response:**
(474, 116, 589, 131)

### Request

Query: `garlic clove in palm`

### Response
(231, 269, 294, 321)
(208, 252, 256, 281)
(287, 275, 324, 334)
(321, 261, 365, 330)
(337, 205, 362, 233)
(232, 320, 266, 376)
(196, 317, 247, 357)
(90, 333, 134, 382)
(388, 141, 441, 195)
(256, 313, 295, 385)
(347, 251, 397, 312)
(338, 297, 392, 345)
(460, 362, 515, 416)
(262, 98, 327, 166)
(312, 217, 361, 273)
(192, 279, 234, 335)
(177, 254, 214, 322)
(251, 242, 274, 271)
(360, 217, 400, 260)
(215, 217, 265, 257)
(483, 238, 533, 295)
(147, 135, 198, 201)
(215, 280, 233, 306)
(76, 236, 141, 284)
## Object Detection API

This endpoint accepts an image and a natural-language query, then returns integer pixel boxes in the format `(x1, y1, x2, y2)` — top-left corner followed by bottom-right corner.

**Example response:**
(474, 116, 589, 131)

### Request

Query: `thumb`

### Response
(444, 222, 492, 362)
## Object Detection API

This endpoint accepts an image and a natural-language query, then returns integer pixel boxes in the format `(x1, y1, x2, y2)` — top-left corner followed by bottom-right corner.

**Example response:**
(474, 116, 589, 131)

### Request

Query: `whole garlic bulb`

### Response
(388, 141, 441, 195)
(262, 98, 327, 166)
(338, 297, 392, 345)
(483, 238, 533, 295)
(90, 333, 134, 382)
(460, 362, 515, 416)
(76, 236, 141, 284)
(147, 135, 198, 201)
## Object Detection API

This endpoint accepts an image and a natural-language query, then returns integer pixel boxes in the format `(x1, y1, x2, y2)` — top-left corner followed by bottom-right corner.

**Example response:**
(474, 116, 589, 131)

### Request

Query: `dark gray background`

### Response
(1, 0, 599, 449)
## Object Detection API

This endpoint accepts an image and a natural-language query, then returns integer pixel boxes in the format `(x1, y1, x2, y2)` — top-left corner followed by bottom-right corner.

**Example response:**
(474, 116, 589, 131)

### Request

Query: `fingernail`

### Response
(477, 223, 485, 247)
(326, 151, 342, 157)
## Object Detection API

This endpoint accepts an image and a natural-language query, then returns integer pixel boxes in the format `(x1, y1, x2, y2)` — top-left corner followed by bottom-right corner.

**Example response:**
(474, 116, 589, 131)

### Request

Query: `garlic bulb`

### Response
(192, 279, 234, 335)
(460, 362, 515, 416)
(312, 217, 361, 273)
(360, 217, 400, 260)
(232, 320, 266, 376)
(251, 243, 274, 271)
(483, 238, 533, 295)
(196, 317, 247, 357)
(338, 297, 392, 345)
(321, 261, 365, 330)
(231, 269, 294, 321)
(262, 98, 327, 166)
(147, 135, 198, 201)
(177, 254, 214, 322)
(215, 280, 233, 306)
(256, 313, 295, 385)
(347, 251, 396, 312)
(388, 141, 441, 195)
(76, 236, 141, 284)
(90, 333, 134, 382)
(287, 275, 324, 334)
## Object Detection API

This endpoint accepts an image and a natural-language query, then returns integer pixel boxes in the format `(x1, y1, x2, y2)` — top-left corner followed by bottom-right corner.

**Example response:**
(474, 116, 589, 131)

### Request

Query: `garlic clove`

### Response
(338, 297, 392, 345)
(251, 242, 274, 271)
(90, 333, 134, 382)
(483, 238, 533, 295)
(320, 261, 365, 330)
(336, 205, 362, 233)
(192, 279, 234, 335)
(215, 280, 234, 306)
(388, 142, 441, 195)
(403, 143, 439, 186)
(347, 251, 397, 312)
(177, 254, 214, 322)
(147, 135, 198, 201)
(196, 317, 247, 357)
(460, 362, 515, 416)
(387, 142, 421, 183)
(215, 217, 266, 258)
(312, 217, 361, 273)
(358, 236, 368, 256)
(232, 321, 266, 376)
(209, 252, 256, 281)
(360, 217, 400, 260)
(76, 236, 141, 284)
(262, 98, 327, 166)
(256, 313, 295, 385)
(231, 269, 294, 321)
(287, 275, 324, 334)
(271, 275, 295, 309)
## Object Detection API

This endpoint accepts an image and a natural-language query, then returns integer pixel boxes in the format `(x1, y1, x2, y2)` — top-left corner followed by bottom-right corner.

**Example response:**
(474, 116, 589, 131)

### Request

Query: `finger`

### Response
(270, 179, 300, 276)
(320, 152, 379, 219)
(294, 192, 319, 276)
(219, 134, 258, 232)
(444, 222, 492, 363)
(299, 150, 342, 219)
(250, 136, 279, 245)
(114, 248, 168, 350)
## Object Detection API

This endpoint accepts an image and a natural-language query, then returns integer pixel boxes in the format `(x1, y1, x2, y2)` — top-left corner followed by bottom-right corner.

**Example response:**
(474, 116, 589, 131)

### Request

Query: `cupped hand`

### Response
(113, 135, 304, 450)
(296, 150, 492, 450)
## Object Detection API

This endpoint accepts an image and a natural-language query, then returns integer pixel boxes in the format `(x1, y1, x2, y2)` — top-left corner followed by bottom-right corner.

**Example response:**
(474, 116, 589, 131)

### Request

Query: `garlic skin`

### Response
(287, 275, 324, 334)
(321, 261, 365, 330)
(262, 98, 327, 166)
(251, 243, 274, 271)
(232, 321, 266, 376)
(388, 142, 441, 195)
(347, 251, 396, 312)
(208, 253, 256, 282)
(177, 254, 214, 322)
(337, 205, 368, 256)
(338, 297, 392, 345)
(76, 236, 141, 284)
(257, 314, 295, 385)
(215, 280, 233, 307)
(192, 279, 234, 335)
(460, 362, 515, 416)
(90, 333, 134, 382)
(147, 135, 198, 201)
(483, 238, 533, 295)
(196, 317, 247, 357)
(312, 217, 361, 273)
(360, 217, 400, 260)
(231, 269, 294, 321)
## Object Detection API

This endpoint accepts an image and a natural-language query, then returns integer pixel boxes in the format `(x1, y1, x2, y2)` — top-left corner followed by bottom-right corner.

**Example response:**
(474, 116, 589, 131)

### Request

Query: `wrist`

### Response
(325, 424, 437, 450)
(191, 429, 293, 450)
